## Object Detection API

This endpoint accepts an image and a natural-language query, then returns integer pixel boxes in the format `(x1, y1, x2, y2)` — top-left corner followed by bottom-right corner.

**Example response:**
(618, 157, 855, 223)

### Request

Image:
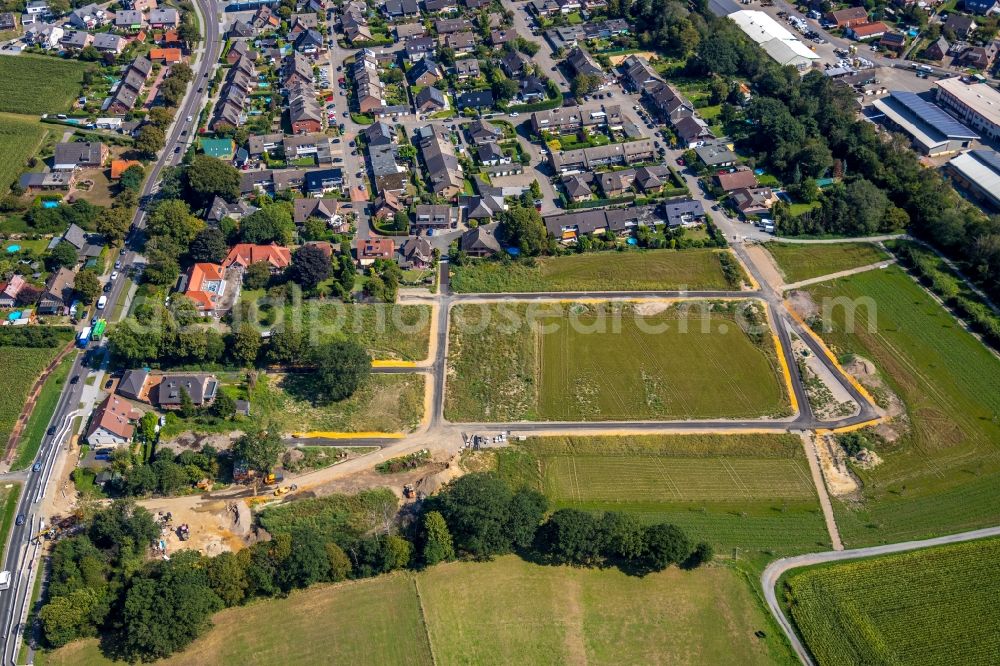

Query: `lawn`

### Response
(280, 303, 431, 361)
(496, 435, 829, 555)
(39, 557, 796, 665)
(0, 483, 21, 561)
(445, 301, 789, 422)
(784, 537, 1000, 665)
(0, 113, 52, 193)
(0, 55, 92, 115)
(804, 267, 1000, 546)
(450, 249, 741, 293)
(251, 372, 425, 434)
(11, 354, 74, 471)
(1, 343, 70, 455)
(765, 242, 888, 284)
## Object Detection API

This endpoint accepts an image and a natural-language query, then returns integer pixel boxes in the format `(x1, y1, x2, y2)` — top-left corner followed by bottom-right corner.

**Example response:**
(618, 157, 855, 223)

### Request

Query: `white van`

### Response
(0, 570, 11, 591)
(97, 295, 108, 310)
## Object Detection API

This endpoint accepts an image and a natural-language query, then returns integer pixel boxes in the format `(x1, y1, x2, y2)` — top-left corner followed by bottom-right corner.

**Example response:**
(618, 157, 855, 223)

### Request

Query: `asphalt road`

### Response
(0, 1, 222, 658)
(761, 525, 1000, 666)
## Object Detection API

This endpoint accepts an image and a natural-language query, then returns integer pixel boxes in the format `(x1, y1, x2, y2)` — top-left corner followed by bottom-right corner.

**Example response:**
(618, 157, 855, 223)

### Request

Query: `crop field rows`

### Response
(0, 56, 92, 115)
(542, 455, 816, 504)
(1, 346, 67, 448)
(0, 115, 50, 193)
(786, 537, 1000, 665)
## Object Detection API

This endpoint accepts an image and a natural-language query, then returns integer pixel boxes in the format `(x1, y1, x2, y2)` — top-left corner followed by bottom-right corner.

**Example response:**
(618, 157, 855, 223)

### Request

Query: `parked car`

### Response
(15, 515, 24, 526)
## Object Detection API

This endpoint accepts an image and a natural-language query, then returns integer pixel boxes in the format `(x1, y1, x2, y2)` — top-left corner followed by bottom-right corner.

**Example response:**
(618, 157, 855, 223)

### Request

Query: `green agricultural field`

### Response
(0, 114, 51, 194)
(765, 242, 888, 284)
(39, 557, 795, 665)
(494, 435, 829, 555)
(445, 301, 789, 422)
(0, 56, 92, 115)
(806, 267, 1000, 546)
(450, 249, 741, 293)
(12, 355, 73, 470)
(251, 372, 424, 434)
(1, 345, 69, 451)
(784, 537, 1000, 665)
(279, 302, 431, 361)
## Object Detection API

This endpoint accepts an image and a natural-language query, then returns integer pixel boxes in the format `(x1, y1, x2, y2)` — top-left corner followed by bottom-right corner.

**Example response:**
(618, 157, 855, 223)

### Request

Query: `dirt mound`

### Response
(787, 289, 819, 319)
(843, 355, 908, 442)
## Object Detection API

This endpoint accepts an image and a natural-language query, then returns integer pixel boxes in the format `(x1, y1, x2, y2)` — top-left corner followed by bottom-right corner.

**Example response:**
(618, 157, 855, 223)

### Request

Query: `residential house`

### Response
(288, 82, 323, 133)
(399, 236, 434, 269)
(229, 19, 254, 39)
(116, 369, 149, 401)
(715, 167, 759, 191)
(362, 121, 396, 146)
(460, 223, 501, 257)
(556, 0, 581, 13)
(663, 199, 705, 227)
(341, 0, 373, 42)
(529, 0, 560, 16)
(383, 0, 420, 19)
(694, 141, 738, 167)
(155, 374, 219, 408)
(477, 141, 509, 166)
(226, 38, 253, 64)
(107, 55, 152, 115)
(425, 0, 458, 12)
(114, 9, 144, 32)
(847, 21, 889, 40)
(597, 170, 635, 198)
(62, 222, 104, 260)
(408, 58, 443, 86)
(304, 168, 344, 195)
(61, 30, 94, 51)
(282, 51, 314, 88)
(966, 0, 998, 14)
(435, 18, 468, 34)
(86, 396, 141, 449)
(294, 197, 345, 230)
(405, 36, 435, 61)
(288, 13, 318, 34)
(518, 76, 547, 103)
(2, 11, 19, 29)
(37, 268, 75, 314)
(673, 115, 714, 148)
(880, 32, 905, 53)
(371, 190, 404, 220)
(149, 47, 182, 63)
(358, 238, 395, 266)
(252, 5, 280, 31)
(944, 14, 977, 39)
(826, 6, 868, 28)
(548, 139, 655, 172)
(370, 143, 408, 194)
(206, 195, 256, 225)
(561, 174, 593, 202)
(455, 88, 494, 110)
(530, 105, 606, 133)
(93, 32, 126, 54)
(415, 85, 448, 113)
(0, 275, 27, 309)
(454, 58, 481, 79)
(490, 28, 516, 45)
(53, 141, 108, 170)
(467, 119, 502, 145)
(620, 54, 662, 92)
(25, 0, 48, 16)
(413, 204, 459, 231)
(223, 243, 292, 272)
(68, 3, 108, 29)
(294, 28, 324, 54)
(459, 189, 506, 221)
(395, 22, 426, 41)
(441, 30, 473, 53)
(19, 171, 73, 191)
(28, 23, 63, 49)
(925, 36, 950, 61)
(957, 42, 998, 70)
(148, 7, 178, 28)
(500, 49, 530, 78)
(417, 124, 463, 197)
(730, 186, 777, 216)
(182, 262, 228, 313)
(565, 47, 607, 85)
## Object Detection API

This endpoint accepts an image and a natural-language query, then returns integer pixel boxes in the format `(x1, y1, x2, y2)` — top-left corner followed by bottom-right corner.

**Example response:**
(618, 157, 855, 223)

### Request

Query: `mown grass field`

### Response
(0, 484, 21, 562)
(0, 55, 92, 115)
(40, 557, 795, 666)
(785, 537, 1000, 665)
(450, 249, 740, 293)
(1, 345, 68, 451)
(0, 113, 51, 193)
(495, 435, 830, 555)
(445, 301, 789, 422)
(12, 354, 73, 471)
(805, 267, 1000, 546)
(252, 372, 424, 434)
(279, 303, 431, 361)
(765, 242, 888, 284)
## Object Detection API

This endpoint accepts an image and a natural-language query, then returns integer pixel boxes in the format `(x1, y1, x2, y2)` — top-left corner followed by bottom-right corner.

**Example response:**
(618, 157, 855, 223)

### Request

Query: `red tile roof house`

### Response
(714, 167, 759, 192)
(826, 6, 869, 28)
(358, 238, 395, 267)
(222, 243, 292, 274)
(86, 395, 142, 450)
(0, 274, 27, 308)
(847, 21, 889, 41)
(182, 262, 228, 314)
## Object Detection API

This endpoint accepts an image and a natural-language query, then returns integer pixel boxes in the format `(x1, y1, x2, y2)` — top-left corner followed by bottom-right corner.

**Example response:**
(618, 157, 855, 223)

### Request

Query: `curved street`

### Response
(761, 525, 1000, 666)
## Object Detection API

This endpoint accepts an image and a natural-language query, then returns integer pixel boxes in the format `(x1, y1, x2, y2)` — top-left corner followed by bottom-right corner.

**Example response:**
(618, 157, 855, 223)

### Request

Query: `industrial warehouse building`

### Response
(947, 150, 1000, 211)
(728, 10, 820, 69)
(869, 91, 979, 156)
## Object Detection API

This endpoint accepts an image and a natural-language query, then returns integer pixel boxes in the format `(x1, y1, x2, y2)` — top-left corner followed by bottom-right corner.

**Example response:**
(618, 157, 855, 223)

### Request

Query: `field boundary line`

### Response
(3, 340, 75, 465)
(411, 575, 439, 666)
(782, 259, 897, 291)
(797, 432, 842, 552)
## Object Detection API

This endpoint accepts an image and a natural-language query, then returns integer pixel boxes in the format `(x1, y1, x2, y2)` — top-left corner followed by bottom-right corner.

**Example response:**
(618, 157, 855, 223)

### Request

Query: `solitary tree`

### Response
(311, 340, 371, 403)
(422, 511, 455, 566)
(185, 155, 241, 205)
(233, 428, 284, 476)
(46, 242, 78, 271)
(73, 270, 101, 304)
(289, 244, 331, 291)
(188, 227, 228, 264)
(119, 164, 146, 192)
(135, 124, 166, 158)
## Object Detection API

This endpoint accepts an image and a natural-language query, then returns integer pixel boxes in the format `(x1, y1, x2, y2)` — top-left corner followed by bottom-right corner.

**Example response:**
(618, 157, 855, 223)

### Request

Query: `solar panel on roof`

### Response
(970, 150, 1000, 174)
(889, 91, 980, 140)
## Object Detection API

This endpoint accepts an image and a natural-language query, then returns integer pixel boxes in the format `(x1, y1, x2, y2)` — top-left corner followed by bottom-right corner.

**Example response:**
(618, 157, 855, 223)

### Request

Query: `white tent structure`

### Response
(729, 10, 820, 69)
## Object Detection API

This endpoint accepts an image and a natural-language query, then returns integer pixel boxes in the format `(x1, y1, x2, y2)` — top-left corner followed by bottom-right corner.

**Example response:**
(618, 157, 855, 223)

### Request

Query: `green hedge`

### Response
(508, 93, 564, 113)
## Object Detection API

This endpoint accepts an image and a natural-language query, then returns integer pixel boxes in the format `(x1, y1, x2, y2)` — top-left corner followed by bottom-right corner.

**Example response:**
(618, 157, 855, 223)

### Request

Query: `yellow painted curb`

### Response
(784, 302, 880, 408)
(291, 431, 405, 439)
(771, 332, 799, 416)
(372, 360, 417, 368)
(816, 418, 885, 436)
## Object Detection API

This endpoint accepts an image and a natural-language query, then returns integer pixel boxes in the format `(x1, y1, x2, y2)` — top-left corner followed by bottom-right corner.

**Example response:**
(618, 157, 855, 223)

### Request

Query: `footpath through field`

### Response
(761, 525, 1000, 666)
